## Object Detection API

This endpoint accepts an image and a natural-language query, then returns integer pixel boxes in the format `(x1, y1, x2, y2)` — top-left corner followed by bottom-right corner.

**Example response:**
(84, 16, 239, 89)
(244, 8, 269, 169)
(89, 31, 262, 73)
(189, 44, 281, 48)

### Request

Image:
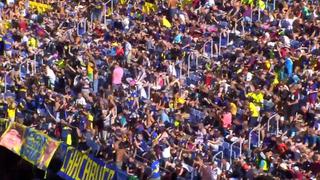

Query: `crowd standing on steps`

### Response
(0, 0, 320, 179)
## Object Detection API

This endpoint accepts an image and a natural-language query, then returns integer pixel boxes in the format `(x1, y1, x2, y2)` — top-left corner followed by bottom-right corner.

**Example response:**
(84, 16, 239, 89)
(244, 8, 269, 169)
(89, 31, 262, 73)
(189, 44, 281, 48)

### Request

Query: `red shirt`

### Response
(277, 143, 288, 154)
(205, 74, 212, 87)
(19, 20, 28, 32)
(116, 46, 124, 56)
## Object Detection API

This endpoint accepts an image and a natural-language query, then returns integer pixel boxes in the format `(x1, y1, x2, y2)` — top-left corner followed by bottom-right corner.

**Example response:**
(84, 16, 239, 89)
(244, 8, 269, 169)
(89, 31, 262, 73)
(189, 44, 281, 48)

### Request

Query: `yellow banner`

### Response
(0, 122, 60, 170)
(20, 127, 61, 170)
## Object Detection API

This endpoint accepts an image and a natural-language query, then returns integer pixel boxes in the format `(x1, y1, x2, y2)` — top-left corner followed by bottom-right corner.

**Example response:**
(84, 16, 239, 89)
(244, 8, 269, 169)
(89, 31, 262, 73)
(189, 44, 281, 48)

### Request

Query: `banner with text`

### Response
(0, 122, 60, 170)
(20, 127, 60, 170)
(58, 146, 117, 180)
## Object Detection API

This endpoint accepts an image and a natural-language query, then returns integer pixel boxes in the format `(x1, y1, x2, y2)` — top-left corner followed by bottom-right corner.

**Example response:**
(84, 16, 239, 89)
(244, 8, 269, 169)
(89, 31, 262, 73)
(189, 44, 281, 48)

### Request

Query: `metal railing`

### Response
(179, 59, 183, 78)
(19, 60, 36, 81)
(213, 151, 224, 169)
(89, 13, 94, 32)
(267, 113, 279, 135)
(248, 124, 261, 152)
(202, 40, 213, 58)
(147, 84, 151, 99)
(4, 70, 13, 93)
(103, 0, 114, 26)
(229, 139, 243, 165)
(218, 30, 230, 55)
(187, 52, 200, 75)
(76, 19, 87, 36)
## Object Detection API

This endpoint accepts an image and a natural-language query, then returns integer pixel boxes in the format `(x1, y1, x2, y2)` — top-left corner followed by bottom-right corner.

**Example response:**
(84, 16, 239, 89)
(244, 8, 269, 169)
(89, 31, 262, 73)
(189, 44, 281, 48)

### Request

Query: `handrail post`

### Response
(230, 141, 234, 164)
(213, 151, 224, 169)
(4, 72, 8, 93)
(180, 59, 183, 78)
(187, 53, 191, 77)
(195, 53, 198, 71)
(83, 19, 87, 33)
(258, 125, 261, 147)
(267, 113, 278, 134)
(250, 5, 253, 25)
(230, 139, 242, 165)
(77, 22, 80, 36)
(218, 33, 222, 55)
(148, 84, 151, 99)
(240, 140, 242, 157)
(111, 0, 114, 15)
(90, 13, 94, 31)
(26, 60, 30, 74)
(34, 53, 37, 74)
(227, 30, 230, 46)
(267, 117, 270, 132)
(248, 126, 260, 152)
(276, 116, 279, 135)
(210, 40, 213, 57)
(203, 41, 207, 56)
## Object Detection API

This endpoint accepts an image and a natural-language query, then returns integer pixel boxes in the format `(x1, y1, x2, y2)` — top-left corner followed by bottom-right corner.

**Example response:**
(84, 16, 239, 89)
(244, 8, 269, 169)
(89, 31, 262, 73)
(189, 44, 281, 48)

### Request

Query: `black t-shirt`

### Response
(0, 39, 4, 55)
(303, 111, 315, 127)
(279, 89, 290, 101)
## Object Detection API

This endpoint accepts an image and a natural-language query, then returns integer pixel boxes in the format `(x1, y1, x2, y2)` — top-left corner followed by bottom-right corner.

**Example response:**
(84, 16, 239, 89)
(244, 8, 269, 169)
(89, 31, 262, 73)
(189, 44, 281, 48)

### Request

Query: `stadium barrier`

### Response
(213, 151, 224, 169)
(218, 30, 230, 56)
(229, 139, 243, 165)
(267, 113, 280, 136)
(202, 40, 213, 58)
(248, 124, 262, 152)
(4, 70, 13, 93)
(76, 19, 87, 36)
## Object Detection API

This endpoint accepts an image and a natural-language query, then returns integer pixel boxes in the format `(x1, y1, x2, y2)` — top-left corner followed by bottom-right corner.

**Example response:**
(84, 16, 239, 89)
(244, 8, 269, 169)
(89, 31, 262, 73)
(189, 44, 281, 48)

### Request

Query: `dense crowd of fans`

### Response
(0, 0, 320, 179)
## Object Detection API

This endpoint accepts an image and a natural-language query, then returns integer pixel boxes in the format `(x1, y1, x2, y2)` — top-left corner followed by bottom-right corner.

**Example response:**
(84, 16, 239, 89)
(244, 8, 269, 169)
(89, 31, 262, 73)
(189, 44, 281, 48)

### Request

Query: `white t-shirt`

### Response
(162, 146, 171, 159)
(46, 66, 56, 83)
(211, 167, 222, 180)
(168, 64, 177, 77)
(76, 97, 87, 106)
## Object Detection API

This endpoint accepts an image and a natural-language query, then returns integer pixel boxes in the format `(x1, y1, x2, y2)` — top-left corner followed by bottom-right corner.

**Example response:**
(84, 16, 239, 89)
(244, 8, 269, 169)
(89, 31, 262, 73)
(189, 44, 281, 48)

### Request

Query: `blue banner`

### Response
(58, 146, 126, 180)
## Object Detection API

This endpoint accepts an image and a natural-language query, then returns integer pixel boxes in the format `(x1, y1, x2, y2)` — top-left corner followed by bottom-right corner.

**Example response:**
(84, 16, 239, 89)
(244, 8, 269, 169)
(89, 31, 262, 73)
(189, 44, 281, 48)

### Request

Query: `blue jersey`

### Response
(3, 33, 13, 51)
(150, 160, 160, 179)
(285, 58, 293, 77)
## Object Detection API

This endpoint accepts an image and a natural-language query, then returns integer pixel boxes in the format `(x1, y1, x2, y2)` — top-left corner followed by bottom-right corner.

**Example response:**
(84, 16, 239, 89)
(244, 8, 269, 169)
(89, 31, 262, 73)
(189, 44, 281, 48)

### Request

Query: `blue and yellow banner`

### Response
(0, 122, 60, 170)
(20, 127, 60, 170)
(58, 147, 116, 180)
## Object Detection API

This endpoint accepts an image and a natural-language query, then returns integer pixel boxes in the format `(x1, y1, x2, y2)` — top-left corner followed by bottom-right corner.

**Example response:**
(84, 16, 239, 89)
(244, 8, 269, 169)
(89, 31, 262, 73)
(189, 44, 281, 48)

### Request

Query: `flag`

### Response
(29, 1, 53, 14)
(162, 17, 172, 28)
(142, 2, 157, 14)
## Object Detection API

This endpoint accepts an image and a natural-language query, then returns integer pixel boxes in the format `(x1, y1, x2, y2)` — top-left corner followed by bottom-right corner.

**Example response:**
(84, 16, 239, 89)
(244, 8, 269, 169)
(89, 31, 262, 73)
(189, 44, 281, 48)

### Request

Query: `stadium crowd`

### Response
(0, 0, 320, 179)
